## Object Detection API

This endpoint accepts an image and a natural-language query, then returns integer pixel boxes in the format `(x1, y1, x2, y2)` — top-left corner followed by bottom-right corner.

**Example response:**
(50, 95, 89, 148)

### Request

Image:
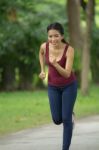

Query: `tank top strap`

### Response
(63, 44, 69, 57)
(45, 42, 49, 57)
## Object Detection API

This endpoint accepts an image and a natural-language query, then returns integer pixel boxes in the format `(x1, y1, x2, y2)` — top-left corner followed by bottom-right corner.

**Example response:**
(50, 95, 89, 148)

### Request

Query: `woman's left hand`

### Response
(50, 58, 57, 67)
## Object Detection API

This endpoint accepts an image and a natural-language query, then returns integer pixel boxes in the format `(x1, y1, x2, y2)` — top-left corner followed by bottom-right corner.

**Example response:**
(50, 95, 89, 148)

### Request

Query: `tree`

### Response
(66, 0, 82, 86)
(66, 0, 95, 94)
(0, 0, 42, 90)
(81, 0, 95, 95)
(0, 0, 18, 90)
(90, 26, 99, 84)
(0, 0, 67, 90)
(67, 0, 82, 50)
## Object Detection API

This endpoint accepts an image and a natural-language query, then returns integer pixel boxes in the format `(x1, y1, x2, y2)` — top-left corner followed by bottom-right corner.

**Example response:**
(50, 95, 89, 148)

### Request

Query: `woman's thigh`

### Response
(48, 86, 62, 123)
(62, 81, 77, 121)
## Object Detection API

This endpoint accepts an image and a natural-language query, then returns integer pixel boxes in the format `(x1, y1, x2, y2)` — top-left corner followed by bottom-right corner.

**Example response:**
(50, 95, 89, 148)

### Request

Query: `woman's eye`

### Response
(55, 35, 59, 37)
(49, 35, 52, 38)
(48, 34, 60, 38)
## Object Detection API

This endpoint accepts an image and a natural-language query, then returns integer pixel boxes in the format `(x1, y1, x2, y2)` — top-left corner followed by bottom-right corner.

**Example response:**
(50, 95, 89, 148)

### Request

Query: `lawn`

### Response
(0, 84, 99, 136)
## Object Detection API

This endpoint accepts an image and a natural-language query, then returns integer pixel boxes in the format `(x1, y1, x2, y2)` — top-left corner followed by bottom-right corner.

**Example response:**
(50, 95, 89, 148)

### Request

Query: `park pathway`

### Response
(0, 115, 99, 150)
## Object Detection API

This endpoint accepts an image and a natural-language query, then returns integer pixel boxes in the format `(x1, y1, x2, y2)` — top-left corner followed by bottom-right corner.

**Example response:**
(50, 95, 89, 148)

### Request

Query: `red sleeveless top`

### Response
(45, 42, 76, 87)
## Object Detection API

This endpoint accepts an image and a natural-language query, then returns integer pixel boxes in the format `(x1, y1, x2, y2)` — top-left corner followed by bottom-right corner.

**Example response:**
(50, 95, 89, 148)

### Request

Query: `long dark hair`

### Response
(47, 22, 66, 44)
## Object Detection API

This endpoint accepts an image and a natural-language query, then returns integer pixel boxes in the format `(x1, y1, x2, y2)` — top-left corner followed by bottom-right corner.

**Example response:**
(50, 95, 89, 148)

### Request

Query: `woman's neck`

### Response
(51, 42, 64, 50)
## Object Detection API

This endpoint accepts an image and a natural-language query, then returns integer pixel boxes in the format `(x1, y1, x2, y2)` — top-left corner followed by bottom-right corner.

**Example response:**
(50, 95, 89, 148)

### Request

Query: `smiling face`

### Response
(48, 29, 63, 47)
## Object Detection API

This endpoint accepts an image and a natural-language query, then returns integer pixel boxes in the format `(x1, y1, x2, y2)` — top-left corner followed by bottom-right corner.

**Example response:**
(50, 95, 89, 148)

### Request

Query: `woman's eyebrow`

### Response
(49, 34, 59, 36)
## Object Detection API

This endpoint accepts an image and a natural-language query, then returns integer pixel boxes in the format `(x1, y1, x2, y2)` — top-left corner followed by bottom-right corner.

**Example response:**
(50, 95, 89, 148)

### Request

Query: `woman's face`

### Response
(48, 29, 63, 47)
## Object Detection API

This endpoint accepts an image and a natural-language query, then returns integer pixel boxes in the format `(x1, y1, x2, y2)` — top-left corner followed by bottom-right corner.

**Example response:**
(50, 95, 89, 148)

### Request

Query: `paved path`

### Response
(0, 115, 99, 150)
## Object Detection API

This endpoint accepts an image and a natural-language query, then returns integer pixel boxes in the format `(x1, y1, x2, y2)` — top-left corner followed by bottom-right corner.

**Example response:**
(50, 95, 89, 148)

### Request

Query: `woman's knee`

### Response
(53, 118, 62, 125)
(62, 117, 72, 125)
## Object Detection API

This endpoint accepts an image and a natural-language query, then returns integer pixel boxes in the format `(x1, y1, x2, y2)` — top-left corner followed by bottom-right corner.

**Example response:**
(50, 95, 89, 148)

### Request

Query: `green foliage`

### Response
(0, 0, 68, 89)
(90, 25, 99, 83)
(73, 50, 81, 87)
(73, 50, 81, 71)
(0, 0, 67, 65)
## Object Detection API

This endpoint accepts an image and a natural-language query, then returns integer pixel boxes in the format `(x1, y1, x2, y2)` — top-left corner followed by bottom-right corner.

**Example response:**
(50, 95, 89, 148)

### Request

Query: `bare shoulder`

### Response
(67, 45, 74, 52)
(67, 45, 74, 54)
(39, 42, 46, 54)
(40, 42, 46, 50)
(66, 45, 74, 57)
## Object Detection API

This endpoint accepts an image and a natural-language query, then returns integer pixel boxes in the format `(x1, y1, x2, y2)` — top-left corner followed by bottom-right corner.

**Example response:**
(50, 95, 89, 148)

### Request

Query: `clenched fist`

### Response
(39, 71, 46, 80)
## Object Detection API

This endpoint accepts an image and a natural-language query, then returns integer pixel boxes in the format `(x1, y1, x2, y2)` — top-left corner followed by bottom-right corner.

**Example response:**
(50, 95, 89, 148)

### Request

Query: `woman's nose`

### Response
(51, 37, 56, 41)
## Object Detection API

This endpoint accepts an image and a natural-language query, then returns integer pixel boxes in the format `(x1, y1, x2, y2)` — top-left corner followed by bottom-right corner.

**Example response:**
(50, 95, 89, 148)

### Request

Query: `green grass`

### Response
(74, 85, 99, 118)
(0, 85, 99, 136)
(0, 91, 51, 136)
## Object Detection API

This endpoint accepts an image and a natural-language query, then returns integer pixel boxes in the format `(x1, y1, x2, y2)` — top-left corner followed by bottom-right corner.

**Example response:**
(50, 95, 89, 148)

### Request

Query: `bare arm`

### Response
(39, 43, 46, 72)
(39, 43, 46, 80)
(50, 46, 74, 78)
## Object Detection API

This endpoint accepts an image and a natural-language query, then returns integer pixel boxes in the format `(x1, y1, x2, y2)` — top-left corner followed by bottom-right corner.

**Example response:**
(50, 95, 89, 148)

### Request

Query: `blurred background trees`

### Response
(0, 0, 99, 95)
(0, 0, 66, 90)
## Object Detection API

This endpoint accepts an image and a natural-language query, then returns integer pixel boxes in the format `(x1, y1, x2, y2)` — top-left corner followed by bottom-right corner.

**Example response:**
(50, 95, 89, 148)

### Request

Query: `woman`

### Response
(39, 22, 77, 150)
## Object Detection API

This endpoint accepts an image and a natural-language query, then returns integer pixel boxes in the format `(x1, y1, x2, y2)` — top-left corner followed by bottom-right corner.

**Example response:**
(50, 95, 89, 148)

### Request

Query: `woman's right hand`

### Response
(39, 71, 46, 80)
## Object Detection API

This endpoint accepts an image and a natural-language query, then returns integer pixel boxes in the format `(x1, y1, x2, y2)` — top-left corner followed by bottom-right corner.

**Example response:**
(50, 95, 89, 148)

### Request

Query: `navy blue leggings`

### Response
(48, 81, 77, 150)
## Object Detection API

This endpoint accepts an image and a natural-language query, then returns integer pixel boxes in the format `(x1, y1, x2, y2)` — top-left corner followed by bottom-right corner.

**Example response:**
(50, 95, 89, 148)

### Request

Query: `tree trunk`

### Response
(91, 64, 99, 84)
(1, 64, 16, 91)
(18, 64, 33, 90)
(81, 0, 94, 95)
(91, 27, 99, 84)
(81, 38, 90, 94)
(66, 0, 82, 86)
(67, 0, 82, 50)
